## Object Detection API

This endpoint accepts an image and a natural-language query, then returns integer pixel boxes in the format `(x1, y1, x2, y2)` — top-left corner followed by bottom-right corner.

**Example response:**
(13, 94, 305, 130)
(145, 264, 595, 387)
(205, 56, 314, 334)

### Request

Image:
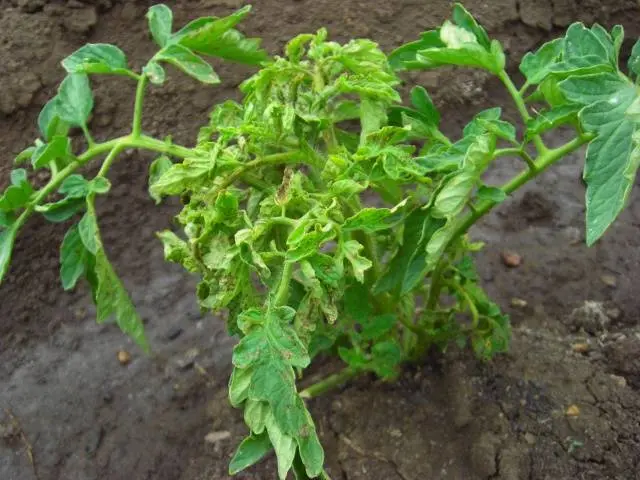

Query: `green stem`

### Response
(299, 366, 358, 399)
(216, 150, 307, 193)
(498, 70, 547, 155)
(453, 134, 593, 238)
(16, 135, 201, 238)
(131, 75, 148, 138)
(419, 134, 593, 353)
(425, 258, 447, 312)
(494, 147, 537, 171)
(274, 260, 294, 306)
(445, 281, 479, 328)
(81, 124, 95, 148)
(97, 144, 126, 177)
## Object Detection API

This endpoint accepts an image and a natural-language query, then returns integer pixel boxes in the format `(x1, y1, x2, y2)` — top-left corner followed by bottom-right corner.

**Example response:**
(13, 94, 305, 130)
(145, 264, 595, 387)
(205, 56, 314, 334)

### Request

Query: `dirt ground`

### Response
(1, 1, 640, 479)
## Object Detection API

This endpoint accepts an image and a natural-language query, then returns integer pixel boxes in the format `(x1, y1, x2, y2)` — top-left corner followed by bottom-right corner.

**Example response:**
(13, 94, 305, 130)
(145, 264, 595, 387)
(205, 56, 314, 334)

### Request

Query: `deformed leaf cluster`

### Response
(2, 3, 640, 479)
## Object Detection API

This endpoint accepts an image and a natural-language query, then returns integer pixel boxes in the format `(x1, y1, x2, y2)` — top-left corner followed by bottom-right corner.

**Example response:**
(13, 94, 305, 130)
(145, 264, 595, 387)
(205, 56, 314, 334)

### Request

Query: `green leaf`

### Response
(416, 21, 505, 73)
(629, 39, 640, 78)
(359, 97, 387, 142)
(174, 6, 267, 65)
(143, 61, 166, 85)
(360, 314, 396, 341)
(10, 169, 28, 187)
(0, 174, 33, 212)
(14, 146, 36, 166)
(229, 366, 252, 407)
(233, 330, 270, 369)
(147, 4, 173, 48)
(78, 211, 100, 255)
(342, 207, 400, 233)
(433, 136, 492, 218)
(580, 94, 638, 244)
(94, 250, 149, 351)
(388, 31, 443, 70)
(62, 44, 131, 76)
(526, 105, 579, 138)
(452, 3, 491, 49)
(31, 136, 70, 169)
(56, 74, 94, 128)
(148, 155, 173, 203)
(287, 228, 335, 262)
(342, 240, 372, 283)
(89, 177, 111, 194)
(266, 309, 310, 368)
(0, 211, 13, 229)
(559, 72, 629, 105)
(36, 198, 84, 222)
(330, 179, 366, 196)
(477, 185, 506, 203)
(519, 38, 563, 84)
(562, 23, 613, 69)
(370, 340, 402, 379)
(286, 33, 314, 63)
(477, 118, 516, 143)
(251, 361, 305, 436)
(374, 208, 429, 296)
(401, 215, 446, 294)
(38, 97, 69, 141)
(155, 44, 220, 84)
(60, 225, 90, 290)
(410, 86, 440, 126)
(557, 73, 639, 243)
(265, 413, 297, 480)
(0, 223, 19, 283)
(297, 427, 324, 478)
(244, 399, 269, 434)
(229, 432, 272, 475)
(149, 157, 214, 197)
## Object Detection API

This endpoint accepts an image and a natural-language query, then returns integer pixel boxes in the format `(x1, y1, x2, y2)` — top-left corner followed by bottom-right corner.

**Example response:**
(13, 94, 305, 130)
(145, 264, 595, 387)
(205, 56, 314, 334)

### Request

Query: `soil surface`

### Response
(2, 1, 640, 479)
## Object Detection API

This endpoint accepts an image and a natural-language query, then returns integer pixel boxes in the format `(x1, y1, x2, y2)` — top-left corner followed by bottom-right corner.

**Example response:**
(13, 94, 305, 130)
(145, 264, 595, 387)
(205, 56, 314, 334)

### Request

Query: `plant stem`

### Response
(418, 133, 593, 355)
(446, 281, 479, 328)
(216, 150, 307, 193)
(498, 70, 547, 155)
(97, 144, 126, 177)
(494, 147, 537, 171)
(81, 125, 95, 148)
(274, 260, 294, 306)
(299, 366, 358, 399)
(425, 258, 446, 312)
(453, 133, 593, 238)
(131, 75, 148, 138)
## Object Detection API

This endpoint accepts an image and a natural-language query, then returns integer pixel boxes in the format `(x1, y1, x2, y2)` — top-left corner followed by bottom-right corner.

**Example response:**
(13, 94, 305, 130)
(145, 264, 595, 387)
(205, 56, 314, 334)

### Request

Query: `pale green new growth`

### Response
(1, 3, 638, 479)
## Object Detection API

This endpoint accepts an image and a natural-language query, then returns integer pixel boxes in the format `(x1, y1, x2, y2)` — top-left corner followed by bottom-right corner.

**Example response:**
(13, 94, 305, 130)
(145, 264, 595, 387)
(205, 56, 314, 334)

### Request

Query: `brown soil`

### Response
(2, 1, 640, 479)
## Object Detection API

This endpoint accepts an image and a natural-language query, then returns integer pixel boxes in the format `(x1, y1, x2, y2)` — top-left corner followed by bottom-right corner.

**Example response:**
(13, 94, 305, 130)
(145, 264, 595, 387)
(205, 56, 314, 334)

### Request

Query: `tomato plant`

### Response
(1, 3, 638, 478)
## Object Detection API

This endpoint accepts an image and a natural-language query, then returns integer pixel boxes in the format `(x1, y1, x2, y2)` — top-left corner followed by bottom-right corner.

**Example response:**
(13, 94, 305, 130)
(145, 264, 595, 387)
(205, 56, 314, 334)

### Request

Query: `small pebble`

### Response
(566, 405, 580, 417)
(501, 251, 522, 268)
(609, 374, 627, 388)
(511, 297, 528, 308)
(600, 274, 617, 288)
(204, 430, 231, 444)
(524, 433, 536, 445)
(572, 343, 590, 354)
(117, 350, 131, 365)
